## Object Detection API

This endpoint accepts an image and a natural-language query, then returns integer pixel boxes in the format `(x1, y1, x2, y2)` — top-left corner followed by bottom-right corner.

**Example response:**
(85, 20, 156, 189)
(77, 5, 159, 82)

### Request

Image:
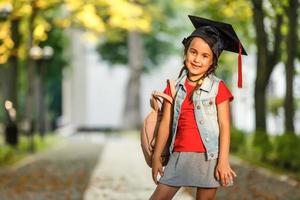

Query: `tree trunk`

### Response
(37, 60, 46, 136)
(251, 0, 283, 132)
(25, 4, 37, 135)
(2, 19, 20, 115)
(123, 31, 143, 130)
(284, 0, 298, 134)
(252, 0, 269, 131)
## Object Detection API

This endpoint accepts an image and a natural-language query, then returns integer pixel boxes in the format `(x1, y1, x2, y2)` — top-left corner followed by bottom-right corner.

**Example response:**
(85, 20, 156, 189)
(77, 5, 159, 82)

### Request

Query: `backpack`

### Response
(141, 79, 176, 168)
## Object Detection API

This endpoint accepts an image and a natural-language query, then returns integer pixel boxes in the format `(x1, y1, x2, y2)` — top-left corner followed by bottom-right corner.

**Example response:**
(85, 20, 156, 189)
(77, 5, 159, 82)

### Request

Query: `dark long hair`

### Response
(179, 35, 219, 100)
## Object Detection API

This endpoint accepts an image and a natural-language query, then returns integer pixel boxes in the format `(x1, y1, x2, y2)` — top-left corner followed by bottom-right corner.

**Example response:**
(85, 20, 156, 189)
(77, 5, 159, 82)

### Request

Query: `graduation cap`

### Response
(183, 15, 247, 88)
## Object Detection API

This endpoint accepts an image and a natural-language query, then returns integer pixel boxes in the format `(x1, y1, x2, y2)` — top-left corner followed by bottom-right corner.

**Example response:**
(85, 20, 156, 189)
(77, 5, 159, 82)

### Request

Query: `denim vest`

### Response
(169, 72, 221, 160)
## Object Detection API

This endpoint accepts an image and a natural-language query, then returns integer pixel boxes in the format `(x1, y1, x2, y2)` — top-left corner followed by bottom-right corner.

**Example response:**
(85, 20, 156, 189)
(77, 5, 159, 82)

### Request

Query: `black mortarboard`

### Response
(183, 15, 247, 88)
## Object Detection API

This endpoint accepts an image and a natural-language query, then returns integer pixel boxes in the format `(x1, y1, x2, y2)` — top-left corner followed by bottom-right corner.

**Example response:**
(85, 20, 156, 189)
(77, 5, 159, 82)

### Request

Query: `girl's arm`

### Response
(151, 100, 172, 184)
(215, 100, 236, 186)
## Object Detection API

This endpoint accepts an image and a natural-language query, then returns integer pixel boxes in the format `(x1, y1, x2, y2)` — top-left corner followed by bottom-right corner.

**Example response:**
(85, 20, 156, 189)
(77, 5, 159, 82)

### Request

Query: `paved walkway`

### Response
(84, 133, 300, 200)
(0, 133, 104, 200)
(83, 134, 193, 200)
(1, 132, 300, 200)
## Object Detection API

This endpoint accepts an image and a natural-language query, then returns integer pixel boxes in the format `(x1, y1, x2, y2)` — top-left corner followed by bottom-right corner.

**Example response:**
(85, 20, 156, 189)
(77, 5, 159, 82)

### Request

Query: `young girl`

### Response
(149, 15, 247, 200)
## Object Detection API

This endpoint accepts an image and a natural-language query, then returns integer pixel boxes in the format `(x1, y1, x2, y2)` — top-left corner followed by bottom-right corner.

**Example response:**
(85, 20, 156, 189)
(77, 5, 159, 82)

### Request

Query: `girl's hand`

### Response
(151, 155, 164, 185)
(215, 161, 236, 186)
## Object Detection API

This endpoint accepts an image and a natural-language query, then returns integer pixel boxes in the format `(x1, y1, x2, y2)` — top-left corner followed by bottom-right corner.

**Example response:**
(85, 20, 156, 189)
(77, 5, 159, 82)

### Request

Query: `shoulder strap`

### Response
(152, 91, 173, 104)
(149, 79, 176, 111)
(167, 79, 176, 98)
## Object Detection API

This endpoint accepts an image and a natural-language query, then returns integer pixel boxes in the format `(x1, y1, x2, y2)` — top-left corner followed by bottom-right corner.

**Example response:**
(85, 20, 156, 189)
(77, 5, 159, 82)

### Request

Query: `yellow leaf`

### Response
(53, 18, 71, 28)
(222, 6, 234, 17)
(82, 32, 99, 43)
(4, 37, 14, 48)
(0, 46, 6, 54)
(107, 0, 151, 32)
(35, 0, 61, 9)
(65, 0, 83, 12)
(75, 4, 105, 33)
(0, 53, 9, 64)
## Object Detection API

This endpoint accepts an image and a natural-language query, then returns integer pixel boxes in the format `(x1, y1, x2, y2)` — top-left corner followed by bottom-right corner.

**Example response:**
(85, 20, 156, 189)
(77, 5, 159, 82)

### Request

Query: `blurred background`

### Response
(0, 0, 300, 199)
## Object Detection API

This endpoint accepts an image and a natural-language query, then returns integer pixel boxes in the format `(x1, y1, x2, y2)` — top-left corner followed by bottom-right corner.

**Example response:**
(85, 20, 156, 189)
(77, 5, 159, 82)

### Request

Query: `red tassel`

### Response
(238, 43, 242, 88)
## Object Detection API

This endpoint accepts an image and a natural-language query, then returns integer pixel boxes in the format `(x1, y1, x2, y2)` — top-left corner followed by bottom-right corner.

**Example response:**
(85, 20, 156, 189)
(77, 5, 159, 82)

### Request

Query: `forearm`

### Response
(217, 100, 231, 164)
(153, 101, 172, 158)
(218, 125, 230, 163)
(153, 120, 171, 158)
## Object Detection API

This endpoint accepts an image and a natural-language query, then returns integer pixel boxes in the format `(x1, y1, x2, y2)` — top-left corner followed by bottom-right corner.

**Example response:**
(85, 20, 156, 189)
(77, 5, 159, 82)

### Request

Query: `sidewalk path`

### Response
(0, 133, 104, 200)
(83, 134, 193, 200)
(216, 157, 300, 200)
(84, 133, 300, 200)
(1, 132, 299, 200)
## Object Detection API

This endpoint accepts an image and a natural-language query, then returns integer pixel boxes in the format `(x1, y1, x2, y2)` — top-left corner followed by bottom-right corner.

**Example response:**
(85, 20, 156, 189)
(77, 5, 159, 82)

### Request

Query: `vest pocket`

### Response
(201, 99, 216, 115)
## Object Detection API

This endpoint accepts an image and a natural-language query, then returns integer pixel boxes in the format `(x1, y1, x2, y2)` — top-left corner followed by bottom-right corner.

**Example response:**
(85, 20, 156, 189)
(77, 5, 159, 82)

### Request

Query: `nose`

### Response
(193, 55, 201, 63)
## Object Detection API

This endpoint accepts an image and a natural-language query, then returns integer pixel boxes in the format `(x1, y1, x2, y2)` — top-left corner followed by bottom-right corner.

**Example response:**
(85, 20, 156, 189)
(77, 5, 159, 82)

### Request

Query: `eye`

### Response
(189, 49, 196, 55)
(203, 54, 210, 58)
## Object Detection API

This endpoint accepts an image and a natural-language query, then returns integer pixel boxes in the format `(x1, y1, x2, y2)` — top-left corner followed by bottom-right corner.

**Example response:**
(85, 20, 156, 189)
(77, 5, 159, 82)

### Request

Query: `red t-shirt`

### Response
(164, 79, 233, 152)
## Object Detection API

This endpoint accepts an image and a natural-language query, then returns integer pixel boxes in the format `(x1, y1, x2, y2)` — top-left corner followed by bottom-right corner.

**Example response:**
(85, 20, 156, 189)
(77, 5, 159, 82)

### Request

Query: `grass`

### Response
(0, 133, 62, 166)
(233, 151, 300, 181)
(231, 132, 300, 182)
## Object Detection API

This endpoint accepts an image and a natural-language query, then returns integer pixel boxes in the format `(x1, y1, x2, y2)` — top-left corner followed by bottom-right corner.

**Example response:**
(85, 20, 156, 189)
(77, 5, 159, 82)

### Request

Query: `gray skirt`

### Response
(158, 152, 221, 188)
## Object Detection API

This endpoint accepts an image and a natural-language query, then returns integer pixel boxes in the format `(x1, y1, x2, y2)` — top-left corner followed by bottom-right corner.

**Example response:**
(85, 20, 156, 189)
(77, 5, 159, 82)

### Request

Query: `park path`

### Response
(0, 132, 300, 200)
(83, 133, 193, 200)
(0, 133, 104, 200)
(84, 133, 300, 200)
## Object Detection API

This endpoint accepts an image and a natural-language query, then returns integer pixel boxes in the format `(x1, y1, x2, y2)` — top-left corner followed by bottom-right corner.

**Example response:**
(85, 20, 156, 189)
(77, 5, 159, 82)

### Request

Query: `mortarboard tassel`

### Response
(238, 42, 242, 88)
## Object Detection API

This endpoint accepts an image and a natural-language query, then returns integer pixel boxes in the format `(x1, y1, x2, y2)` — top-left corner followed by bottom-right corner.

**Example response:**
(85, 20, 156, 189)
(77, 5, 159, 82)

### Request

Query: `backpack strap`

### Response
(167, 79, 176, 98)
(149, 79, 176, 111)
(151, 91, 173, 104)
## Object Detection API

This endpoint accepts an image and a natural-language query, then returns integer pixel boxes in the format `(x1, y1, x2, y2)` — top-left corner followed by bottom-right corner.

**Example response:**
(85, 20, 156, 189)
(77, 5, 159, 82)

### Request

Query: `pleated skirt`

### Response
(158, 152, 222, 188)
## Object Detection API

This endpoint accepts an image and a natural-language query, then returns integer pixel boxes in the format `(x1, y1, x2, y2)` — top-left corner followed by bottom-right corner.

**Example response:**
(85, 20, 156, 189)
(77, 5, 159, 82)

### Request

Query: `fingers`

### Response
(152, 167, 164, 185)
(218, 171, 236, 186)
(152, 169, 158, 185)
(231, 169, 237, 177)
(158, 167, 164, 177)
(215, 170, 220, 181)
(222, 174, 228, 186)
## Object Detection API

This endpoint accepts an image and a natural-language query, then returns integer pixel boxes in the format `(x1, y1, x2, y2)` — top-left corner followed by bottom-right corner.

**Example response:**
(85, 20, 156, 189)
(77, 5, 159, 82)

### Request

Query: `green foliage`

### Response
(273, 133, 300, 171)
(177, 0, 254, 83)
(267, 97, 284, 115)
(230, 127, 246, 153)
(0, 94, 5, 122)
(96, 0, 180, 70)
(295, 97, 300, 110)
(96, 30, 128, 65)
(40, 28, 68, 129)
(234, 129, 300, 176)
(253, 130, 273, 161)
(0, 133, 60, 166)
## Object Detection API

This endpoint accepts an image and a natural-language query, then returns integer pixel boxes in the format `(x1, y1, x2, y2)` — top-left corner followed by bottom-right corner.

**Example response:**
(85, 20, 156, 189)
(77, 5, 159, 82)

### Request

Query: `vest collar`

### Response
(177, 70, 214, 93)
(200, 74, 214, 92)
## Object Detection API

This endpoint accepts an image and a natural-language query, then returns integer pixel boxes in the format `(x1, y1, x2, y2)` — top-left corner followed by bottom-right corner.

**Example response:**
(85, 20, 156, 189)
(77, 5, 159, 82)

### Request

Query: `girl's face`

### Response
(185, 37, 214, 79)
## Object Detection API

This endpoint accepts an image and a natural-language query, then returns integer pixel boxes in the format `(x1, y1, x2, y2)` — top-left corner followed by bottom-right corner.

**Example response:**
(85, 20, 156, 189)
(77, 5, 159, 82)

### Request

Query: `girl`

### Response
(149, 15, 247, 200)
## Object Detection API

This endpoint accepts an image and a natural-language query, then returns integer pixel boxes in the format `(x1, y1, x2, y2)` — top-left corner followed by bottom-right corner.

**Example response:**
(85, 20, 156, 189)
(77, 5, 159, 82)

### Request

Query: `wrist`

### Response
(217, 157, 229, 165)
(152, 153, 161, 160)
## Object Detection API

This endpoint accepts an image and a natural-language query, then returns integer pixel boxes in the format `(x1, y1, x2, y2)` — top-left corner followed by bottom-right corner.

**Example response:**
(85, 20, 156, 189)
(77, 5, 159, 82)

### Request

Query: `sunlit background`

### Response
(0, 0, 300, 199)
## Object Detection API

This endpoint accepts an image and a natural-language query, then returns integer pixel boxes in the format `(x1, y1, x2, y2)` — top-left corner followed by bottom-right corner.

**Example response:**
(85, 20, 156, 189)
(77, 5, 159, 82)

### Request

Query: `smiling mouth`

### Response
(191, 63, 200, 68)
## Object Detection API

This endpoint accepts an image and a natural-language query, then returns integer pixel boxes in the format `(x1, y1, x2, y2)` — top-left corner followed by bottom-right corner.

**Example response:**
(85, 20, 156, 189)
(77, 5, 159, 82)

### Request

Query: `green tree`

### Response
(250, 0, 284, 132)
(97, 0, 179, 129)
(177, 0, 253, 84)
(0, 0, 153, 132)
